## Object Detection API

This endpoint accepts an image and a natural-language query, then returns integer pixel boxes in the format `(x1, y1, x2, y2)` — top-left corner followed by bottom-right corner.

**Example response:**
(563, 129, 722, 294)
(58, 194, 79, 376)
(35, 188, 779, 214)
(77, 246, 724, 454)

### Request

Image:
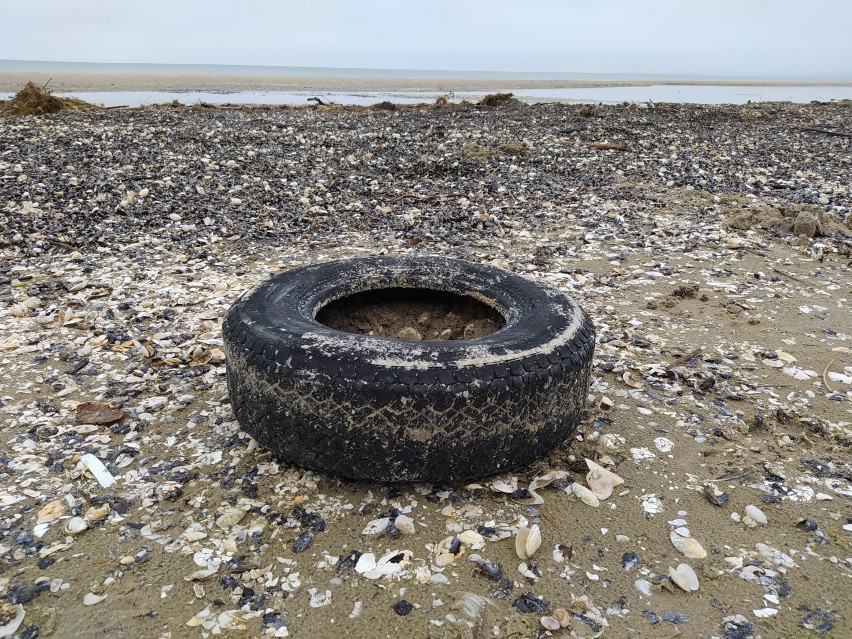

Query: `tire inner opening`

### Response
(316, 287, 506, 340)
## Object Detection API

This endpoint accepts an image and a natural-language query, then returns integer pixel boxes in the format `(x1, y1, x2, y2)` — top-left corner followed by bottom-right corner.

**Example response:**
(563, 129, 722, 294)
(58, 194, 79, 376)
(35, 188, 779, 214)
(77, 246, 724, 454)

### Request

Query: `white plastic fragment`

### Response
(80, 453, 116, 488)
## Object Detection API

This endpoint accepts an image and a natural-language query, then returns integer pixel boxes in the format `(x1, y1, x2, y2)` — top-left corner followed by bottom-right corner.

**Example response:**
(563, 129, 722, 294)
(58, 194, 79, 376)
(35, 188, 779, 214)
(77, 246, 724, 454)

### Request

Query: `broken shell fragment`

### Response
(515, 524, 542, 560)
(586, 469, 614, 500)
(83, 593, 108, 605)
(80, 453, 116, 488)
(394, 514, 415, 535)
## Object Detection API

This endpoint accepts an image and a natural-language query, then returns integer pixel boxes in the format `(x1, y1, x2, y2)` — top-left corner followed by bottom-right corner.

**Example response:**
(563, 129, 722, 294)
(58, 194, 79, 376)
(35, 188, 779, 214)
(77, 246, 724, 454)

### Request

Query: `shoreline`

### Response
(2, 71, 852, 93)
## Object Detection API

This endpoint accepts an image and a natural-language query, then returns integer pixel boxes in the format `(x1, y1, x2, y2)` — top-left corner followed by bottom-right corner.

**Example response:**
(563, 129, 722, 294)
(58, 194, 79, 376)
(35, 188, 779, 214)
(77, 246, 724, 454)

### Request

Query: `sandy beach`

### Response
(2, 70, 852, 94)
(0, 98, 850, 638)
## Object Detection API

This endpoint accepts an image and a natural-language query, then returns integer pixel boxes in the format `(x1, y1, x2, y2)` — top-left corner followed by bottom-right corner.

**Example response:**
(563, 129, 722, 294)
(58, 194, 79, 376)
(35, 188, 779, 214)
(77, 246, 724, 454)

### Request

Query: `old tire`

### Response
(222, 256, 595, 482)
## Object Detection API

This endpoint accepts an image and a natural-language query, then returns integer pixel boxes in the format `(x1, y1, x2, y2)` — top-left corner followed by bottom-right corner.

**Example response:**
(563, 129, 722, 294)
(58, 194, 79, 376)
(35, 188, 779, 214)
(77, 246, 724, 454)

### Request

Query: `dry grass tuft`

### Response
(1, 81, 99, 117)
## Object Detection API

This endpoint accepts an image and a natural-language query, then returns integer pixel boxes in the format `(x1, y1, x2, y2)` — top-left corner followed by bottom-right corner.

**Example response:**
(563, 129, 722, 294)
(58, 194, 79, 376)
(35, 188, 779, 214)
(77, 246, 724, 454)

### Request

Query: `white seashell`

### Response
(541, 616, 560, 630)
(669, 563, 699, 592)
(529, 470, 570, 491)
(80, 454, 116, 488)
(83, 593, 107, 605)
(635, 579, 653, 597)
(394, 514, 416, 535)
(515, 524, 542, 559)
(570, 482, 600, 507)
(458, 530, 485, 547)
(586, 469, 614, 500)
(745, 505, 767, 525)
(64, 517, 88, 534)
(599, 395, 614, 412)
(753, 607, 778, 618)
(451, 592, 493, 619)
(354, 552, 376, 574)
(585, 459, 624, 485)
(670, 532, 707, 559)
(0, 604, 24, 637)
(489, 477, 517, 493)
(348, 601, 362, 619)
(362, 518, 390, 535)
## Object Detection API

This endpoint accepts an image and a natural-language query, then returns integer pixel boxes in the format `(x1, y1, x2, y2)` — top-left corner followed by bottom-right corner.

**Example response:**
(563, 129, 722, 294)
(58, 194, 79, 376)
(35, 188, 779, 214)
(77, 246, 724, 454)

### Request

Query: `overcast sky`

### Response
(2, 0, 850, 79)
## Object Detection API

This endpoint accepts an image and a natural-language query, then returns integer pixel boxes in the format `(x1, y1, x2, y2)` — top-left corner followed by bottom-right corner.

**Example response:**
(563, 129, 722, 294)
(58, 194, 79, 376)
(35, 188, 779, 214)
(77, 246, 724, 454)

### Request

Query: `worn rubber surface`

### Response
(222, 256, 595, 482)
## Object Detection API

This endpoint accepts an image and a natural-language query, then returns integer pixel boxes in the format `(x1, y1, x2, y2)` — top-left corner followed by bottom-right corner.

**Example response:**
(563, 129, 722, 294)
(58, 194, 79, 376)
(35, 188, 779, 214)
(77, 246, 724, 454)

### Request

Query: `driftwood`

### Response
(307, 97, 328, 106)
(587, 142, 629, 151)
(799, 127, 852, 139)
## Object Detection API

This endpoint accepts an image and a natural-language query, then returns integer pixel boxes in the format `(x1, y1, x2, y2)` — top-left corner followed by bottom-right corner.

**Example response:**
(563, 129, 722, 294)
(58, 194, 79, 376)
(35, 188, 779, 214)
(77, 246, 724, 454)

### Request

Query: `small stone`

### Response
(393, 600, 413, 616)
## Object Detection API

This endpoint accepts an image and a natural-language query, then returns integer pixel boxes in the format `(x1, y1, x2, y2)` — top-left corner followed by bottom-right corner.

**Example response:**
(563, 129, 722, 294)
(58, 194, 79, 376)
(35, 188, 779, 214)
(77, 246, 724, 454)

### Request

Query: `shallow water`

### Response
(3, 84, 851, 107)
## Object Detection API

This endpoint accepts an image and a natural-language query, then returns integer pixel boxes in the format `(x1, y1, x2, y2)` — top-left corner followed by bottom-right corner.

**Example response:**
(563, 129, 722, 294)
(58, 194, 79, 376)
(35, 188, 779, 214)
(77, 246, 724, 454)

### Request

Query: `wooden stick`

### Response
(800, 127, 852, 139)
(772, 267, 806, 283)
(822, 358, 836, 393)
(667, 346, 702, 370)
(389, 192, 462, 203)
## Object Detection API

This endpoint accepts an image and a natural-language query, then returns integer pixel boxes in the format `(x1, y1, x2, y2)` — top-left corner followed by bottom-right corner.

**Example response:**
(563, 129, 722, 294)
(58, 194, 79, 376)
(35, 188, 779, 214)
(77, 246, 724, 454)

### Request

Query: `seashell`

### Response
(451, 592, 493, 619)
(37, 499, 67, 524)
(84, 504, 110, 523)
(744, 505, 767, 526)
(79, 454, 116, 488)
(622, 370, 643, 388)
(585, 459, 624, 485)
(586, 469, 614, 500)
(83, 593, 107, 605)
(553, 608, 571, 628)
(670, 532, 707, 559)
(541, 615, 560, 631)
(394, 514, 415, 535)
(458, 530, 485, 548)
(64, 517, 88, 534)
(599, 395, 614, 412)
(552, 543, 573, 563)
(515, 524, 542, 559)
(362, 518, 390, 535)
(434, 552, 456, 567)
(668, 563, 699, 592)
(215, 506, 248, 530)
(529, 470, 570, 491)
(489, 477, 517, 493)
(354, 552, 377, 574)
(635, 579, 653, 597)
(570, 482, 600, 507)
(0, 604, 25, 637)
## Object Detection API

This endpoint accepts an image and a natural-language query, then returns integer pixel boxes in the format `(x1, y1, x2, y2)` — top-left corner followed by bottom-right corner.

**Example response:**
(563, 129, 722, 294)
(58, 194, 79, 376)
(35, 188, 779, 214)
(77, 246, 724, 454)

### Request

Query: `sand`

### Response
(2, 71, 851, 94)
(0, 99, 850, 639)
